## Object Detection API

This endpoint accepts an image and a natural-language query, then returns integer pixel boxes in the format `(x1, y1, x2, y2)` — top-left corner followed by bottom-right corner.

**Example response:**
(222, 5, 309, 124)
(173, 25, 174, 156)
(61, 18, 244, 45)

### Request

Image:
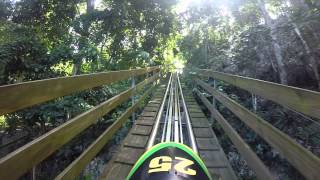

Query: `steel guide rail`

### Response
(147, 74, 172, 148)
(147, 73, 198, 153)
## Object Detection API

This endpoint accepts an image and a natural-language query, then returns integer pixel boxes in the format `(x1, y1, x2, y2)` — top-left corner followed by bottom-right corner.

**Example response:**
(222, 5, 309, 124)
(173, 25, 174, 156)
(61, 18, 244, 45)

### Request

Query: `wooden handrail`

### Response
(0, 72, 160, 180)
(0, 66, 160, 115)
(196, 69, 320, 120)
(194, 89, 273, 180)
(56, 83, 158, 179)
(195, 78, 320, 180)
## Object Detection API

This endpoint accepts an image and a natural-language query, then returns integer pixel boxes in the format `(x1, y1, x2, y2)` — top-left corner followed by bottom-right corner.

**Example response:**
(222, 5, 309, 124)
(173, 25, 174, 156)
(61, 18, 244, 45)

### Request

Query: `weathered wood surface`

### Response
(100, 85, 166, 179)
(55, 83, 157, 180)
(197, 69, 320, 120)
(196, 78, 320, 180)
(0, 73, 160, 180)
(0, 66, 159, 115)
(195, 89, 273, 180)
(183, 94, 237, 180)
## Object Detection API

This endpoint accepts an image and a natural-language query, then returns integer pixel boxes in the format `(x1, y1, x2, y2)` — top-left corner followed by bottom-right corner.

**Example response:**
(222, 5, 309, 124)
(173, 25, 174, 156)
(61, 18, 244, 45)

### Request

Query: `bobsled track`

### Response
(0, 66, 319, 179)
(102, 73, 236, 179)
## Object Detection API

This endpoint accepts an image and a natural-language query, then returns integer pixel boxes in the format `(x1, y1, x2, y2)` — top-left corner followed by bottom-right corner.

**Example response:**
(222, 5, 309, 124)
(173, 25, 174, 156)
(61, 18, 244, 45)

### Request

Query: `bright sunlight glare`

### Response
(176, 0, 233, 18)
(95, 0, 102, 6)
(94, 0, 105, 9)
(176, 0, 201, 13)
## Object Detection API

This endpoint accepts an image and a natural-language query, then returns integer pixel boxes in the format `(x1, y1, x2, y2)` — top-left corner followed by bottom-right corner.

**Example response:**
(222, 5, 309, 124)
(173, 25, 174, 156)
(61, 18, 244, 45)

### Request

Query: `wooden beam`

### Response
(55, 84, 157, 180)
(0, 66, 160, 115)
(197, 69, 320, 120)
(0, 73, 160, 180)
(194, 89, 274, 180)
(195, 78, 320, 180)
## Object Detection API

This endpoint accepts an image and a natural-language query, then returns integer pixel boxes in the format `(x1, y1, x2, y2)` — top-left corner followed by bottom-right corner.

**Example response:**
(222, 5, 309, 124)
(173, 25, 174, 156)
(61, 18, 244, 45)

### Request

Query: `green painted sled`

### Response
(126, 142, 212, 180)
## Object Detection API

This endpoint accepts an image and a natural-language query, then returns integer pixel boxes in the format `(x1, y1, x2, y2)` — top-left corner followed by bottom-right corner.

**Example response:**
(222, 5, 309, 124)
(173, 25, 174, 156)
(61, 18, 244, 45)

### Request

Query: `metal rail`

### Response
(177, 74, 198, 153)
(147, 74, 172, 149)
(147, 73, 198, 153)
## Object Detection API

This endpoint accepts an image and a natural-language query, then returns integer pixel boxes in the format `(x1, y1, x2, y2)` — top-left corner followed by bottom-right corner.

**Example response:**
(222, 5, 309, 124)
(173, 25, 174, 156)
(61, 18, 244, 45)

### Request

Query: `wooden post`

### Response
(131, 76, 136, 122)
(206, 77, 215, 124)
(210, 79, 217, 124)
(32, 166, 36, 180)
(252, 93, 257, 112)
(212, 79, 217, 109)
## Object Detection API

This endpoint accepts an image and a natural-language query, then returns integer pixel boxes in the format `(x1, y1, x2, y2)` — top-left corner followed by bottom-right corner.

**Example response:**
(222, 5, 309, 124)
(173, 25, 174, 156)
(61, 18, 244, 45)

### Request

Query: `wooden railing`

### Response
(192, 69, 320, 180)
(0, 66, 161, 179)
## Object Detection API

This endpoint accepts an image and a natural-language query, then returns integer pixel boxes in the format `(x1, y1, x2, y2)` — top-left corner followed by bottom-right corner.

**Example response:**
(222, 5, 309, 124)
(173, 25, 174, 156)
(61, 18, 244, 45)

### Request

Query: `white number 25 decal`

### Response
(148, 156, 196, 175)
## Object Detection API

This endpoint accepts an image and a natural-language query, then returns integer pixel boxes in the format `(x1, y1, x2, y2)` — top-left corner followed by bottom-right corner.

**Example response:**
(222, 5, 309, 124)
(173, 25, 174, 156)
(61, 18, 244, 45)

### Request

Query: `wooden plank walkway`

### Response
(183, 90, 237, 180)
(100, 85, 167, 180)
(100, 84, 237, 180)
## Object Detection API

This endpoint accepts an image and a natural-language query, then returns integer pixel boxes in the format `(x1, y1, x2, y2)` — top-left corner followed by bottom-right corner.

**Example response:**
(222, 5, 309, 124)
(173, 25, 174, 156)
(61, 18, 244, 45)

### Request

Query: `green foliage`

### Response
(179, 0, 320, 179)
(0, 0, 177, 178)
(0, 0, 12, 21)
(0, 22, 57, 84)
(0, 0, 179, 139)
(0, 115, 7, 129)
(12, 0, 79, 45)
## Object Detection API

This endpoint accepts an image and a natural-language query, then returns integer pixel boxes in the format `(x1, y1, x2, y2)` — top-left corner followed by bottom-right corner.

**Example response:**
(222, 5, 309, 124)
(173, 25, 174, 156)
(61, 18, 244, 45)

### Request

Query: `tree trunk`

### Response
(288, 0, 320, 89)
(72, 0, 95, 75)
(272, 38, 288, 84)
(258, 0, 288, 85)
(204, 28, 208, 64)
(291, 20, 320, 88)
(72, 62, 81, 75)
(256, 35, 278, 74)
(87, 0, 95, 12)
